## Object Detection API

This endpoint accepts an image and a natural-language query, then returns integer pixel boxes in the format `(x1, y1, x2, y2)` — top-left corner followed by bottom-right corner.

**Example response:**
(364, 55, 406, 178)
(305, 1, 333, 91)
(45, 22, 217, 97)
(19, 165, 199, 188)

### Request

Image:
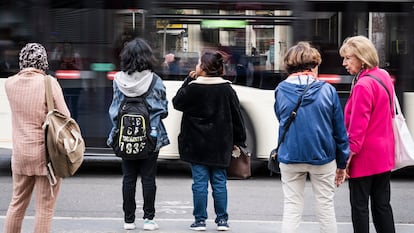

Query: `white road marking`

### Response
(0, 216, 413, 226)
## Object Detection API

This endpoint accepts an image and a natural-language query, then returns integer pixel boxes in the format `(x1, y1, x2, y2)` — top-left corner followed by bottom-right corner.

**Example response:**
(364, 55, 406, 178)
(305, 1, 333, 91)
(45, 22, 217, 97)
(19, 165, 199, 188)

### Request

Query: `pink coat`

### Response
(344, 67, 395, 178)
(5, 68, 70, 176)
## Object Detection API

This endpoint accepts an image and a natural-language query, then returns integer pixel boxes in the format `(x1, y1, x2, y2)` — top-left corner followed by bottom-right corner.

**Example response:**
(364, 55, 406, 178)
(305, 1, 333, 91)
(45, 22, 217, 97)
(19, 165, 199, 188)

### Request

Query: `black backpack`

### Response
(111, 76, 157, 160)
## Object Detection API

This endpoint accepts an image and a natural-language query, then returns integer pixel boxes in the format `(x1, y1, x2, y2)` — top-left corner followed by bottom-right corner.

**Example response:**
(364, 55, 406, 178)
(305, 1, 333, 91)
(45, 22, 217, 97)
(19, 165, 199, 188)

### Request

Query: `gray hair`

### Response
(19, 43, 49, 71)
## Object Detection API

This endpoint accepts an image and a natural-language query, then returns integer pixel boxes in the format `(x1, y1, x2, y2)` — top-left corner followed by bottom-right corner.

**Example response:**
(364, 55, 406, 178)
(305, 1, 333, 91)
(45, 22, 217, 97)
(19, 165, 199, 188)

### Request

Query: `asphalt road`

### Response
(1, 151, 414, 232)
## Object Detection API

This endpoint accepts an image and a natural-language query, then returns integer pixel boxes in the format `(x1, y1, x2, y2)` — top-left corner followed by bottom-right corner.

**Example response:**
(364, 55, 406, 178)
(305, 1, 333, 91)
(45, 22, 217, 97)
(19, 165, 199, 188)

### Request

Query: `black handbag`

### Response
(268, 148, 280, 174)
(268, 82, 313, 174)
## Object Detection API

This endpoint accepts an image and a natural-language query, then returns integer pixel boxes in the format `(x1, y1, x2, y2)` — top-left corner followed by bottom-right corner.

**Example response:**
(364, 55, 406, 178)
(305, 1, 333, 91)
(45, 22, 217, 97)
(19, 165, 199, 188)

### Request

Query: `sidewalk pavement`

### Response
(1, 217, 414, 233)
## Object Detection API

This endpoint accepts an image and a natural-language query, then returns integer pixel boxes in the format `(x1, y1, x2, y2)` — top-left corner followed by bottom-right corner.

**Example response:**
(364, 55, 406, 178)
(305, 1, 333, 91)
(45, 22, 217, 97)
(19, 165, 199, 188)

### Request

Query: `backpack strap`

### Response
(143, 74, 157, 97)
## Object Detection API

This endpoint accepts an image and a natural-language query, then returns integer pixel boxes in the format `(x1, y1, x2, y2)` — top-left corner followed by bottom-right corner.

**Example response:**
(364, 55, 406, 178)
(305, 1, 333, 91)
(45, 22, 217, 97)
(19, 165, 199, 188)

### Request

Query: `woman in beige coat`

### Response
(4, 43, 70, 233)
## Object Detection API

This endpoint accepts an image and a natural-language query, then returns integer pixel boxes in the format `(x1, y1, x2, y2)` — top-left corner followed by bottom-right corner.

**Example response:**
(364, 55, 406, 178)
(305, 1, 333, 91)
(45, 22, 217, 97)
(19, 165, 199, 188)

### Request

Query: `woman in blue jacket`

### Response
(274, 42, 349, 233)
(107, 38, 169, 231)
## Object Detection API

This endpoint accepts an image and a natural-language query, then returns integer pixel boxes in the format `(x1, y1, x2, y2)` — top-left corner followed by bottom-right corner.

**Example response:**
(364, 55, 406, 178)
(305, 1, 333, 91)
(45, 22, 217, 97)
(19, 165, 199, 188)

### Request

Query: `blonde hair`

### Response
(339, 36, 379, 68)
(283, 41, 321, 74)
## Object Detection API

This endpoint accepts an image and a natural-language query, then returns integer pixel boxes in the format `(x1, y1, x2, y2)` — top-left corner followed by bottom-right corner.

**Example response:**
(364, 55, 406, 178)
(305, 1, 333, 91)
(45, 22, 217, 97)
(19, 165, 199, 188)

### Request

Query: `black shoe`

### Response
(190, 220, 206, 231)
(217, 219, 230, 231)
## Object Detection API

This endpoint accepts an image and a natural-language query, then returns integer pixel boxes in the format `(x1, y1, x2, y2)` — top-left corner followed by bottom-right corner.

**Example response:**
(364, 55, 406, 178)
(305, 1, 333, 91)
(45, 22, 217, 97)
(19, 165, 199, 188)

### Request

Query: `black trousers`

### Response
(349, 171, 395, 233)
(121, 151, 158, 223)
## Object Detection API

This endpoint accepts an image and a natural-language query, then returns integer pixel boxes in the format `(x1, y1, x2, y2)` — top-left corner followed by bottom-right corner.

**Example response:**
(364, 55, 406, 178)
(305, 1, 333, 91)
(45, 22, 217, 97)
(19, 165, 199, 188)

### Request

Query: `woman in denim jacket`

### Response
(107, 38, 169, 231)
(274, 42, 349, 233)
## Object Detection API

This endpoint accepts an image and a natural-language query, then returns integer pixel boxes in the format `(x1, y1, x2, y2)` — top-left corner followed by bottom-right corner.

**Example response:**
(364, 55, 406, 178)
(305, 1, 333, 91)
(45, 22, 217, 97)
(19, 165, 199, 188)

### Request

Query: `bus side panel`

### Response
(0, 79, 12, 149)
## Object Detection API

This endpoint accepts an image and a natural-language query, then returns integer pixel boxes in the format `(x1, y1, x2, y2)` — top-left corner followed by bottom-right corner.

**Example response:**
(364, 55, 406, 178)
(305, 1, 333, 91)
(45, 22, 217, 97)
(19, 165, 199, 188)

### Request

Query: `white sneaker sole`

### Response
(217, 226, 230, 231)
(143, 225, 159, 231)
(123, 223, 136, 230)
(190, 226, 207, 231)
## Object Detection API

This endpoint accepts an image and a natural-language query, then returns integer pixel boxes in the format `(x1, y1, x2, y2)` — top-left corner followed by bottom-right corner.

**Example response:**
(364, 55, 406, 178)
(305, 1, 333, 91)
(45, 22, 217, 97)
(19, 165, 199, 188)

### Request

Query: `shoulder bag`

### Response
(43, 75, 85, 182)
(268, 81, 313, 174)
(367, 74, 414, 170)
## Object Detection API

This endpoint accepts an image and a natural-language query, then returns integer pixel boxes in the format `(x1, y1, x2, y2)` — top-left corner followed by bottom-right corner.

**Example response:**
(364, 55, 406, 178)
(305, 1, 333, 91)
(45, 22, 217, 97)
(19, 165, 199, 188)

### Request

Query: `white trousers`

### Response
(280, 160, 337, 233)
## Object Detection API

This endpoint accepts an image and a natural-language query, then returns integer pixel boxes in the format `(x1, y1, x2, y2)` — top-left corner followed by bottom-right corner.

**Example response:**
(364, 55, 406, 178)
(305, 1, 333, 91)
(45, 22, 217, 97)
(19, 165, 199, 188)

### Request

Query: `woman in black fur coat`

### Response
(173, 50, 246, 231)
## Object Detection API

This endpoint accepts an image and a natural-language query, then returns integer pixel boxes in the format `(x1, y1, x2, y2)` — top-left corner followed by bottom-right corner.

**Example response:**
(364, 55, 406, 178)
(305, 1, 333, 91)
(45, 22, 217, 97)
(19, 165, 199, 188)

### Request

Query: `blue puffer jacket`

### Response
(274, 77, 349, 168)
(107, 72, 170, 151)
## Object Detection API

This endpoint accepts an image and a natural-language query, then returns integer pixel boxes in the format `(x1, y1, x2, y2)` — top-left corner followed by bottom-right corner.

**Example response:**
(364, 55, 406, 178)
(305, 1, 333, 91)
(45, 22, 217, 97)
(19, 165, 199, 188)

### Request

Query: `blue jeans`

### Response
(191, 163, 228, 223)
(121, 152, 158, 223)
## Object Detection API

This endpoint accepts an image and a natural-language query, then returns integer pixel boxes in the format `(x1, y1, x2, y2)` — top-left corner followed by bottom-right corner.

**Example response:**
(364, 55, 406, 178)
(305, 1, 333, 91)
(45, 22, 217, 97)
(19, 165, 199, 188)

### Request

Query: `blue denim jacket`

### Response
(107, 73, 170, 151)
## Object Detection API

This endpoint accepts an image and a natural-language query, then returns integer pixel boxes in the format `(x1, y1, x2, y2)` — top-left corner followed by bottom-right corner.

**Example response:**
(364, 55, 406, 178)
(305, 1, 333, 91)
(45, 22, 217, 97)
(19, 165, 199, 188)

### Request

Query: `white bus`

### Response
(0, 0, 412, 167)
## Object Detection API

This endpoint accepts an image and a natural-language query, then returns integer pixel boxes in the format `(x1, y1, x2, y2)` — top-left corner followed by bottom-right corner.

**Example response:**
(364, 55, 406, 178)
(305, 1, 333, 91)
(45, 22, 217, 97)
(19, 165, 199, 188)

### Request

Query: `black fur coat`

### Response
(172, 76, 246, 168)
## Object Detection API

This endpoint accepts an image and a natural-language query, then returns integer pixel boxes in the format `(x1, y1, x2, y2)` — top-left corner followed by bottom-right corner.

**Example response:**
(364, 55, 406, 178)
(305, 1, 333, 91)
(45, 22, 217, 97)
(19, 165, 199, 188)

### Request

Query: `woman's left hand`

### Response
(335, 168, 346, 187)
(345, 151, 356, 179)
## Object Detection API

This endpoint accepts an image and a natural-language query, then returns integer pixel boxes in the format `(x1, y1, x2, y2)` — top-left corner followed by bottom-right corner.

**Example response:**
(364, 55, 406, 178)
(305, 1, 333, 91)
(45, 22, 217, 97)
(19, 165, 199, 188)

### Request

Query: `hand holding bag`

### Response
(227, 146, 251, 179)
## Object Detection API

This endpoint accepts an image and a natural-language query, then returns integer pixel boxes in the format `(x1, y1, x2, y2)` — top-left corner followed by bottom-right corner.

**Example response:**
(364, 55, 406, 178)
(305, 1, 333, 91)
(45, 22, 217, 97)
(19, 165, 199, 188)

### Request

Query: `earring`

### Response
(361, 63, 365, 69)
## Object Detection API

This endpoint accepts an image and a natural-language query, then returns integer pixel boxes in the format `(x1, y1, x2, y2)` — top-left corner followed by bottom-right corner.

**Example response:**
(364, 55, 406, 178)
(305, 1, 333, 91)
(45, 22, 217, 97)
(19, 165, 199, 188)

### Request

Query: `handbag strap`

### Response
(44, 75, 55, 112)
(275, 80, 314, 152)
(43, 75, 54, 165)
(365, 74, 396, 114)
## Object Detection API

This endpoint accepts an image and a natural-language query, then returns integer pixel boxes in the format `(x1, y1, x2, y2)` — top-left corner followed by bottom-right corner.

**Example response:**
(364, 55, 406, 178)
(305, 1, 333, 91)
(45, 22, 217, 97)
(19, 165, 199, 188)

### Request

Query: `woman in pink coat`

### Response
(340, 36, 395, 233)
(4, 43, 70, 233)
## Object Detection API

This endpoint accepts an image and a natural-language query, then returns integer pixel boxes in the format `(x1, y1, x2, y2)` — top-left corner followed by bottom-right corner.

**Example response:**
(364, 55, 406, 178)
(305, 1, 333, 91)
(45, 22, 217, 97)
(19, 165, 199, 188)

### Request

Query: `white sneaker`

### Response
(143, 218, 159, 231)
(124, 222, 136, 230)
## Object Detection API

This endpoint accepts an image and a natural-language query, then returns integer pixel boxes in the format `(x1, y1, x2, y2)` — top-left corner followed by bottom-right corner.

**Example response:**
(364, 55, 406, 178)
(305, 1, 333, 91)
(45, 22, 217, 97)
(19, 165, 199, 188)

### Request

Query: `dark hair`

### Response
(200, 50, 224, 76)
(120, 38, 157, 74)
